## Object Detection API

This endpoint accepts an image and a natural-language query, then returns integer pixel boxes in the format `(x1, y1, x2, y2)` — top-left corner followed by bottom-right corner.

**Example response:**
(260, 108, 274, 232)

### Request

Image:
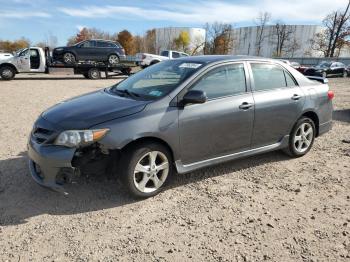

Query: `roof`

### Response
(176, 55, 276, 64)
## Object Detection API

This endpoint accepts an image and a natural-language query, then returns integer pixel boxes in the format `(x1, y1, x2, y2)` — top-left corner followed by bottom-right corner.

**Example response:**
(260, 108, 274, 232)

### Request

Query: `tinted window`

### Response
(160, 51, 169, 57)
(172, 52, 180, 58)
(251, 63, 287, 91)
(80, 41, 95, 48)
(97, 41, 115, 48)
(191, 63, 246, 99)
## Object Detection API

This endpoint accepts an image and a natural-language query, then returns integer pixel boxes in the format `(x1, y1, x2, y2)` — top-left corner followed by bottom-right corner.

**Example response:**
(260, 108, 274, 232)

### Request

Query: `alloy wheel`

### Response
(293, 123, 313, 153)
(133, 151, 169, 193)
(108, 55, 119, 65)
(63, 53, 75, 63)
(2, 69, 13, 78)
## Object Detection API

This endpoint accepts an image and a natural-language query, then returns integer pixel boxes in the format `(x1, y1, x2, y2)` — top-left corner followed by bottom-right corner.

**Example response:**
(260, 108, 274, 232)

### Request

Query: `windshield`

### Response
(110, 60, 204, 100)
(317, 62, 331, 68)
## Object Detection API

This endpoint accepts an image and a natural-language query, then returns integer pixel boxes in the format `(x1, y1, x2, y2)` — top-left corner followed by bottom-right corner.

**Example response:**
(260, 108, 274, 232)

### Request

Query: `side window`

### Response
(284, 71, 297, 87)
(19, 49, 29, 57)
(251, 63, 287, 91)
(172, 52, 180, 58)
(29, 49, 39, 57)
(191, 63, 246, 100)
(97, 41, 107, 47)
(160, 51, 169, 57)
(80, 41, 95, 48)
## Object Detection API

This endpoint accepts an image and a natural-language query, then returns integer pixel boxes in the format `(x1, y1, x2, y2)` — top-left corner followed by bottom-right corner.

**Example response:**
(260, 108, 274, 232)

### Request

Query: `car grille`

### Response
(32, 127, 55, 144)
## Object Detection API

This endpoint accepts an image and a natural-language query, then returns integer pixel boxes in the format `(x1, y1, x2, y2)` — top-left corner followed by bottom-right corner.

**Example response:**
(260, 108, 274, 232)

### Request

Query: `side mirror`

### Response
(182, 90, 207, 106)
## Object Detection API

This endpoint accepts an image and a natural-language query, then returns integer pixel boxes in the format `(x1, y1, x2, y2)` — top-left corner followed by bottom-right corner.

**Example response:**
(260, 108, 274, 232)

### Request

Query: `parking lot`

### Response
(0, 75, 349, 261)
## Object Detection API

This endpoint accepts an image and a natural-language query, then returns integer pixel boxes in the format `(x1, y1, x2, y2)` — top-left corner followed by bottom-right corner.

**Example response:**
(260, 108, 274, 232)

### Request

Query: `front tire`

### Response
(0, 66, 15, 80)
(283, 117, 316, 157)
(322, 71, 327, 78)
(120, 142, 173, 198)
(62, 52, 76, 64)
(343, 70, 348, 78)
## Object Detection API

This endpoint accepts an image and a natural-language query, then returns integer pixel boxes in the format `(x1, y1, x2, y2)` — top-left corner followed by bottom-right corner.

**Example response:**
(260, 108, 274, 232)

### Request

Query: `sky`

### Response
(0, 0, 347, 46)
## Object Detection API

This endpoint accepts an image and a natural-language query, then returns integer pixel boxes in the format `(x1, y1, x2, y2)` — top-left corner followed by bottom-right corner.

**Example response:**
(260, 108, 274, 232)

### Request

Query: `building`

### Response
(231, 25, 324, 58)
(155, 27, 206, 54)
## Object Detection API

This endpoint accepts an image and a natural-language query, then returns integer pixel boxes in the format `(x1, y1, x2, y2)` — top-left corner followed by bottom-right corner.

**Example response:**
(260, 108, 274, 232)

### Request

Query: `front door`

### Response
(178, 63, 254, 164)
(16, 48, 31, 72)
(249, 62, 305, 148)
(76, 40, 97, 60)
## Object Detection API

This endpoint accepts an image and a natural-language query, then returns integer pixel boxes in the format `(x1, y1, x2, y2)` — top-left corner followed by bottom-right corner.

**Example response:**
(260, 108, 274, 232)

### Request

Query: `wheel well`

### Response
(302, 111, 319, 137)
(0, 63, 18, 73)
(150, 60, 160, 65)
(122, 137, 175, 161)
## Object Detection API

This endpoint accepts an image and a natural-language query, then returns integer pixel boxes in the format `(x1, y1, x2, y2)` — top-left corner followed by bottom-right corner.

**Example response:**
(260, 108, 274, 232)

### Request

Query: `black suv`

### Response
(53, 39, 126, 65)
(304, 61, 348, 78)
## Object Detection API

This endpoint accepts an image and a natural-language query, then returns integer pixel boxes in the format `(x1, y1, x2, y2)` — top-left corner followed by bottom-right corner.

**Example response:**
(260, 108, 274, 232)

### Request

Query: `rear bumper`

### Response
(318, 120, 332, 136)
(27, 138, 76, 194)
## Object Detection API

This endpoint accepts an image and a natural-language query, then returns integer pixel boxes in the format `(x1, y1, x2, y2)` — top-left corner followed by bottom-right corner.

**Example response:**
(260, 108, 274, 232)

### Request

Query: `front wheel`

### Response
(283, 117, 316, 157)
(63, 52, 76, 64)
(0, 66, 15, 80)
(343, 70, 348, 78)
(87, 68, 101, 79)
(322, 71, 327, 78)
(120, 142, 173, 198)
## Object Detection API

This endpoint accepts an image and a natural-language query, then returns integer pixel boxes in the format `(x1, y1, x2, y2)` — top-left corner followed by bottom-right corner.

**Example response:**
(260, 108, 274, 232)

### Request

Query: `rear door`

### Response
(248, 62, 305, 148)
(96, 41, 113, 60)
(178, 62, 254, 164)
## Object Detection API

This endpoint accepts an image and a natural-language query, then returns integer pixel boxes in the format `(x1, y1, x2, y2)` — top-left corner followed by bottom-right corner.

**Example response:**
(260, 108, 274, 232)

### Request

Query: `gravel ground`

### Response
(0, 74, 349, 261)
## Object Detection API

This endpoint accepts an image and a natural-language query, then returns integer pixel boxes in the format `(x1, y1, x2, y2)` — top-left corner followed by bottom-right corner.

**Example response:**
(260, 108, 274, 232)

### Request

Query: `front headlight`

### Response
(54, 129, 109, 148)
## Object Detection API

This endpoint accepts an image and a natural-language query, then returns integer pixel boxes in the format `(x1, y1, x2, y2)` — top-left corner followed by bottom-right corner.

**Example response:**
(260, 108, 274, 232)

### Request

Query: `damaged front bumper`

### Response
(27, 137, 77, 194)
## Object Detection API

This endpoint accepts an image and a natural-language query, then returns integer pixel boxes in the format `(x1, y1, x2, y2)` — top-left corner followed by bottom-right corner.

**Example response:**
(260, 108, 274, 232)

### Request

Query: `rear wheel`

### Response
(87, 68, 101, 79)
(63, 52, 76, 64)
(120, 142, 173, 198)
(108, 54, 120, 65)
(343, 70, 348, 78)
(0, 66, 15, 80)
(322, 71, 327, 78)
(283, 117, 315, 157)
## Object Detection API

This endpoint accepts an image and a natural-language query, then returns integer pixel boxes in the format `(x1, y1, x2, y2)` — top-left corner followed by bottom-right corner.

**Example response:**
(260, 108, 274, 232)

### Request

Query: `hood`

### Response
(41, 89, 149, 130)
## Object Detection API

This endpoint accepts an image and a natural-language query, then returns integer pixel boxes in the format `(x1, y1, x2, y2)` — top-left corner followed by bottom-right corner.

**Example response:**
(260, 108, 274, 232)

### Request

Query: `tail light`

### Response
(327, 90, 334, 100)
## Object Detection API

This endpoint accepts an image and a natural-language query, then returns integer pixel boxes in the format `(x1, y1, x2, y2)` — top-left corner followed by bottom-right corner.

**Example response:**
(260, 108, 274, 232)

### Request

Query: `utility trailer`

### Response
(0, 47, 135, 80)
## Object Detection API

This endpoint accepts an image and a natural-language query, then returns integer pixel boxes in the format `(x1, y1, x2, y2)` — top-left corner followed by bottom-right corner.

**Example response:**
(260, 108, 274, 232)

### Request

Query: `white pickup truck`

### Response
(136, 50, 189, 68)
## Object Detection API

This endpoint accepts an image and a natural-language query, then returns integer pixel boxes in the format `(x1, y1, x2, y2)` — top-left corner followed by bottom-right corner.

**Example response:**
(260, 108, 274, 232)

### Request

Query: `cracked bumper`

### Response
(27, 138, 76, 194)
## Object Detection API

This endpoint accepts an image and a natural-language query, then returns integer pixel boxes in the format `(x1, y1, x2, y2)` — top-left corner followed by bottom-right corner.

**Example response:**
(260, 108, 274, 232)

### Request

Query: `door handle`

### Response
(239, 102, 253, 110)
(291, 94, 301, 100)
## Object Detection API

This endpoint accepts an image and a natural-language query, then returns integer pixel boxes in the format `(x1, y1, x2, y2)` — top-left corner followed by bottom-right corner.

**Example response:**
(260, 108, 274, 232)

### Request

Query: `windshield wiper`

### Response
(113, 88, 140, 98)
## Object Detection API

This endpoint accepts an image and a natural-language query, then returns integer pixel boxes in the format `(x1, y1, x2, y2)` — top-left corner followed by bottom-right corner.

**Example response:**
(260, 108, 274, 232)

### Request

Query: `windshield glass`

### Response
(317, 62, 331, 68)
(110, 60, 204, 99)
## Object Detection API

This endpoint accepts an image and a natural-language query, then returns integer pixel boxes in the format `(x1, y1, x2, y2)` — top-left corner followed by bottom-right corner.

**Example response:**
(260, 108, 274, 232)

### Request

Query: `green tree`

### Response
(174, 31, 190, 52)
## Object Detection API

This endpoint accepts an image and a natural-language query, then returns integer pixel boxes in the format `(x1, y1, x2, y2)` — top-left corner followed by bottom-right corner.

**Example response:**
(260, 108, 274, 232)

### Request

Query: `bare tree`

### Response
(272, 21, 295, 57)
(311, 0, 350, 57)
(255, 12, 271, 56)
(204, 22, 234, 55)
(285, 37, 301, 58)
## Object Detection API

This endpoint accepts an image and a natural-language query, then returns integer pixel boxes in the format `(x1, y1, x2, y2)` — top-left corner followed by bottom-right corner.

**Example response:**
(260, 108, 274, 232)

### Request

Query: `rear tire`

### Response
(0, 66, 15, 80)
(343, 70, 348, 78)
(108, 54, 120, 65)
(87, 68, 101, 79)
(120, 142, 173, 198)
(283, 117, 316, 157)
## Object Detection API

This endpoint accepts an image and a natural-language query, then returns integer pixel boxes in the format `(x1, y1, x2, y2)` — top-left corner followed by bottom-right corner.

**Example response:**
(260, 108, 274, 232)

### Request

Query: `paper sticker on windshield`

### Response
(149, 90, 163, 97)
(179, 63, 202, 69)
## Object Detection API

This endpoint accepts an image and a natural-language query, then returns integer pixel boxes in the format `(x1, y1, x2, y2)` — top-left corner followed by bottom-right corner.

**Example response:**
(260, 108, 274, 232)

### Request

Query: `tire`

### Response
(283, 117, 316, 157)
(343, 70, 348, 78)
(108, 54, 120, 65)
(0, 66, 15, 80)
(62, 52, 76, 64)
(120, 142, 173, 198)
(87, 68, 101, 79)
(322, 71, 327, 78)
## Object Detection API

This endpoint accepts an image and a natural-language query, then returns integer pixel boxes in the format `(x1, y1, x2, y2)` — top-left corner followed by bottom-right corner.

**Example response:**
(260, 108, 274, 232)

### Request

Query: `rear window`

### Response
(251, 63, 287, 91)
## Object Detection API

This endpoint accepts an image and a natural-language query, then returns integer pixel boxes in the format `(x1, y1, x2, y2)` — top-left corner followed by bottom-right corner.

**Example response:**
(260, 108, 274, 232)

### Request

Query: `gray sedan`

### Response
(28, 56, 333, 198)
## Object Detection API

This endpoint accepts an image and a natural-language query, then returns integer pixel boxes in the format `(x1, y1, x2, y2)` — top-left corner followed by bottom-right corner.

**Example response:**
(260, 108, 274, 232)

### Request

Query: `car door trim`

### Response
(175, 135, 289, 174)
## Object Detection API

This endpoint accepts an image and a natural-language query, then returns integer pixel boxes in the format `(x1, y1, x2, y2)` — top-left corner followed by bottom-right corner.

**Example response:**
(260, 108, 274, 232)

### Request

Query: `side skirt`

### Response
(175, 135, 289, 174)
